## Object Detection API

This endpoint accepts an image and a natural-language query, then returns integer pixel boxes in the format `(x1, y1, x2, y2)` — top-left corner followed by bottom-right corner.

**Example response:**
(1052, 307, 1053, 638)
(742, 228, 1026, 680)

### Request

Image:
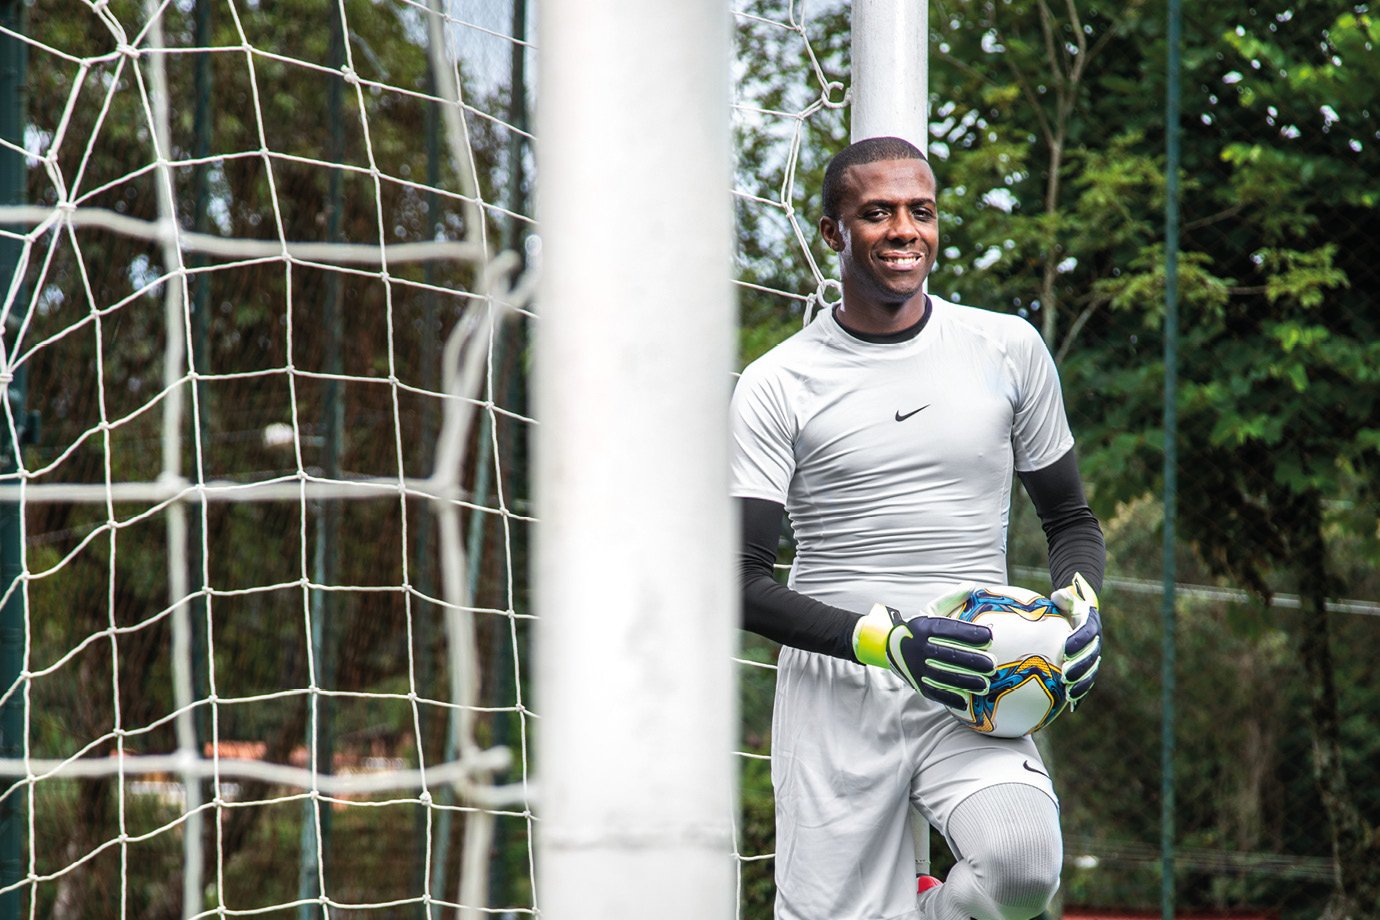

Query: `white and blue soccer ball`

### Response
(944, 585, 1073, 738)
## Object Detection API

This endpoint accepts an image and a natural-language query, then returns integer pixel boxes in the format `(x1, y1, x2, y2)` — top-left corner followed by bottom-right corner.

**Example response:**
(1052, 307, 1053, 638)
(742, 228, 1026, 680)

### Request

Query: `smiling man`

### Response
(820, 152, 937, 331)
(731, 136, 1107, 920)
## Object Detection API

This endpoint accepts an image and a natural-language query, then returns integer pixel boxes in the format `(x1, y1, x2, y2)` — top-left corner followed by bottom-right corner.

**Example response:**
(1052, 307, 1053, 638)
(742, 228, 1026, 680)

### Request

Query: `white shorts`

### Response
(771, 646, 1058, 920)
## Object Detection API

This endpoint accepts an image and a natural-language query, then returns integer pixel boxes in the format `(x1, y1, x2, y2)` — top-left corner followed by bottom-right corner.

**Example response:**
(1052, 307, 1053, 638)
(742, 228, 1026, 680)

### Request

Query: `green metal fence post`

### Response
(298, 6, 345, 915)
(1161, 0, 1182, 916)
(189, 4, 215, 895)
(0, 1, 27, 916)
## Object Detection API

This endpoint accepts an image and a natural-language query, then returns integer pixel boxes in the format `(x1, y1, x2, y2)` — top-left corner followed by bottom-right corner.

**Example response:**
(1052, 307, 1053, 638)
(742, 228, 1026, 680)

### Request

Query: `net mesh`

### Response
(4, 0, 533, 915)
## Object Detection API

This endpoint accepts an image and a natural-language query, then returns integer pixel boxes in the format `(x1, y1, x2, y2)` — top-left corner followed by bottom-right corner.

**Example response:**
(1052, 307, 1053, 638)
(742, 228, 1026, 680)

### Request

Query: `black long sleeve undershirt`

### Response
(738, 447, 1106, 662)
(739, 496, 860, 660)
(1015, 448, 1106, 594)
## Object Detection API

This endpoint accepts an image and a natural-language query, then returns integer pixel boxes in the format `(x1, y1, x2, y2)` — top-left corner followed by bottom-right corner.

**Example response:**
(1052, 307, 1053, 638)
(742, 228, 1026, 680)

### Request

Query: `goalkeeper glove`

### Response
(1051, 573, 1101, 710)
(852, 584, 995, 711)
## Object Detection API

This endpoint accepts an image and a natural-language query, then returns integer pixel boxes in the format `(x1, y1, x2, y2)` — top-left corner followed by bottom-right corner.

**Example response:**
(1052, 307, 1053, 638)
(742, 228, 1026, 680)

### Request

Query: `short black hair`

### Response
(821, 136, 929, 220)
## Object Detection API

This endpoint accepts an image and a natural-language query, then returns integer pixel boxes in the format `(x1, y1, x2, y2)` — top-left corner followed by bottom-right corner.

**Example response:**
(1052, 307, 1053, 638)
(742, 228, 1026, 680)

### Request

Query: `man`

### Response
(731, 136, 1105, 920)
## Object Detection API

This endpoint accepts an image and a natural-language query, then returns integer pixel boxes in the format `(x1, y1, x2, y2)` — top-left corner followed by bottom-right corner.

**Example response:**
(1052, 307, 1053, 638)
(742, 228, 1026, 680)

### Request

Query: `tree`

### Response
(1168, 8, 1380, 916)
(927, 2, 1379, 915)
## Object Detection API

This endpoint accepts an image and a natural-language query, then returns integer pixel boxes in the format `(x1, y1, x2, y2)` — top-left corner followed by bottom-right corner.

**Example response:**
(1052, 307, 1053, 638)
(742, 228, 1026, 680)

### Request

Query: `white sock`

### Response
(918, 783, 1062, 920)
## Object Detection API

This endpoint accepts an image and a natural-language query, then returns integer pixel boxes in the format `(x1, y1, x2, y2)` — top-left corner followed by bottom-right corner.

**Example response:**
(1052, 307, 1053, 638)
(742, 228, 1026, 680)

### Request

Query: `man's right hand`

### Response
(852, 585, 996, 710)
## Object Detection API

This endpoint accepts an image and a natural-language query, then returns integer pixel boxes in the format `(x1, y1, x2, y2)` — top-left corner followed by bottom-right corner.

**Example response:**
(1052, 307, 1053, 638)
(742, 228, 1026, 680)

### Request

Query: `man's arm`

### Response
(1016, 448, 1105, 592)
(739, 497, 859, 660)
(1019, 447, 1105, 708)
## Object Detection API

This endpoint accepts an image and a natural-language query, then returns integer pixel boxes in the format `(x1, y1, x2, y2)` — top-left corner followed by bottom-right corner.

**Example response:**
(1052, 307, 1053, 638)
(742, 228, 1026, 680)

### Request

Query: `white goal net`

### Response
(3, 1, 534, 916)
(0, 0, 848, 917)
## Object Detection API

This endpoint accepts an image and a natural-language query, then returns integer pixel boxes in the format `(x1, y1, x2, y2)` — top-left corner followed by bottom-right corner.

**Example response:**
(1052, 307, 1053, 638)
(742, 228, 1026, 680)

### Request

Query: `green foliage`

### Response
(1258, 244, 1349, 308)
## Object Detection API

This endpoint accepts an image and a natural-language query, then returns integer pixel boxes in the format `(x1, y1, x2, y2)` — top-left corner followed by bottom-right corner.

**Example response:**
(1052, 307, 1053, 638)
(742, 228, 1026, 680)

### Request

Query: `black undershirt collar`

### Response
(832, 295, 932, 344)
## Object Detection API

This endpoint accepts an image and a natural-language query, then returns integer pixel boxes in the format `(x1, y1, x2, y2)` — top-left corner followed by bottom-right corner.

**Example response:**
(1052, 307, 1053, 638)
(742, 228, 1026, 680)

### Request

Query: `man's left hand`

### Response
(1052, 573, 1101, 710)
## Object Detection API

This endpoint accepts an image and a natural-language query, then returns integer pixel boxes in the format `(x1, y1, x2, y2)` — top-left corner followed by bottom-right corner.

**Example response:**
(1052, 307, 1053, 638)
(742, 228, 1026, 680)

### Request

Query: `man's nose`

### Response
(888, 212, 919, 240)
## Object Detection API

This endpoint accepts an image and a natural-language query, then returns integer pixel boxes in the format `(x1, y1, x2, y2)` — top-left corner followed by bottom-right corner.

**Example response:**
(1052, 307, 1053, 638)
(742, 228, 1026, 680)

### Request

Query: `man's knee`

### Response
(946, 783, 1062, 920)
(977, 834, 1060, 920)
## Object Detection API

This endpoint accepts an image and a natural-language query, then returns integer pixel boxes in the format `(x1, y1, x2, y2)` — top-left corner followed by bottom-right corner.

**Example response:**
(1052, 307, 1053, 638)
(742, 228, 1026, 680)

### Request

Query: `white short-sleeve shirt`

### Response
(730, 295, 1073, 616)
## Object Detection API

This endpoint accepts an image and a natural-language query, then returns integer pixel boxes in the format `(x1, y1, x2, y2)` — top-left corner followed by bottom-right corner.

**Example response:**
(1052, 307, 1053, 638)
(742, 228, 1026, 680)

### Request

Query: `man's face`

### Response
(819, 158, 938, 307)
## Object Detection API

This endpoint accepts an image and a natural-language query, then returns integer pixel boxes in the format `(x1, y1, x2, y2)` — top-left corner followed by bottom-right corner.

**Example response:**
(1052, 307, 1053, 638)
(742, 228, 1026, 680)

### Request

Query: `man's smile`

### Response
(878, 251, 924, 270)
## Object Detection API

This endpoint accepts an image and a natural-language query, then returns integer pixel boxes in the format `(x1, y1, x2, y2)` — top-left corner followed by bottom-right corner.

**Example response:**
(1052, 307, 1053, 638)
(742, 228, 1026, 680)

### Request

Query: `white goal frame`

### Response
(533, 1, 738, 918)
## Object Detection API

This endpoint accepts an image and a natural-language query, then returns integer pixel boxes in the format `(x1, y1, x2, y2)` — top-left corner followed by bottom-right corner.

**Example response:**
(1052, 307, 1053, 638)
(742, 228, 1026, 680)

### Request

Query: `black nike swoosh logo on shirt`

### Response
(1022, 760, 1050, 779)
(895, 405, 929, 422)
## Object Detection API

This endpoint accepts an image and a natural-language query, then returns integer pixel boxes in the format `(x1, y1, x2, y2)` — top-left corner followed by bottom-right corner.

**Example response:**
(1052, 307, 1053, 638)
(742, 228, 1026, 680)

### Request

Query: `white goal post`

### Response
(849, 0, 934, 879)
(533, 1, 738, 918)
(535, 0, 933, 913)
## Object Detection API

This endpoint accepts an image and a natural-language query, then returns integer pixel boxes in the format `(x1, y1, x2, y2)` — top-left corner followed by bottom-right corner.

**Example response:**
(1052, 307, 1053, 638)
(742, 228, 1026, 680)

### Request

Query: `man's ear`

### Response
(819, 216, 843, 252)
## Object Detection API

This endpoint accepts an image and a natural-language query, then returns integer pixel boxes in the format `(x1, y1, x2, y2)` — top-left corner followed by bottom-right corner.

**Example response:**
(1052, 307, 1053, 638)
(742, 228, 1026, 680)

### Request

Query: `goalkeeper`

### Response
(732, 136, 1105, 920)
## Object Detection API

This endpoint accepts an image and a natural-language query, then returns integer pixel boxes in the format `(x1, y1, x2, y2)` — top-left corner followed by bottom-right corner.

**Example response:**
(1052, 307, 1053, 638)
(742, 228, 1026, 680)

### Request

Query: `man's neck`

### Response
(834, 290, 928, 336)
(833, 295, 932, 343)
